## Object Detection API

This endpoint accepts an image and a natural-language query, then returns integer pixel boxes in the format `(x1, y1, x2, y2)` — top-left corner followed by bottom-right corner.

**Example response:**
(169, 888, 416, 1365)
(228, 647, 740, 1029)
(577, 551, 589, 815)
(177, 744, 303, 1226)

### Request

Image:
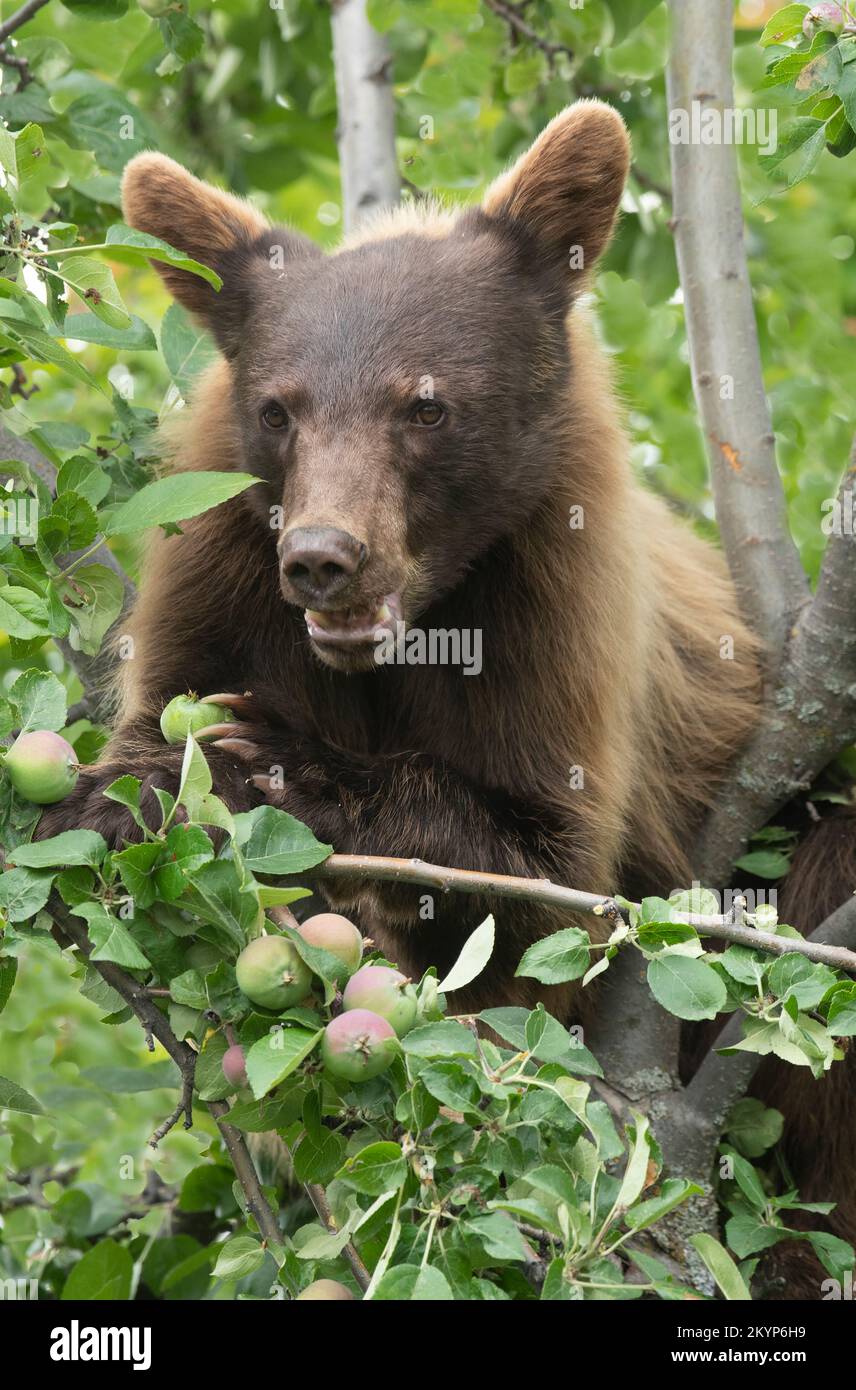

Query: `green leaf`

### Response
(0, 1073, 43, 1115)
(515, 927, 591, 984)
(293, 1129, 346, 1185)
(104, 471, 260, 535)
(244, 1025, 323, 1099)
(165, 967, 208, 1011)
(194, 1032, 232, 1102)
(277, 922, 348, 986)
(605, 1, 668, 81)
(0, 866, 54, 922)
(56, 255, 131, 330)
(725, 1210, 788, 1258)
(62, 311, 156, 351)
(416, 1060, 482, 1116)
(11, 829, 106, 868)
(768, 953, 837, 1008)
(525, 1164, 576, 1206)
(728, 1153, 769, 1211)
(175, 733, 211, 814)
(337, 1141, 407, 1195)
(64, 564, 125, 655)
(256, 885, 312, 908)
(690, 1233, 751, 1300)
(625, 1178, 701, 1232)
(478, 1006, 602, 1075)
(373, 1264, 453, 1300)
(758, 117, 828, 189)
(725, 1098, 785, 1159)
(103, 775, 146, 830)
(0, 321, 100, 390)
(760, 4, 810, 46)
(401, 1020, 479, 1059)
(827, 993, 856, 1036)
(233, 804, 332, 875)
(609, 0, 663, 43)
(719, 945, 766, 987)
(56, 455, 111, 508)
(47, 491, 99, 551)
(0, 956, 17, 1013)
(223, 1090, 303, 1132)
(646, 953, 727, 1020)
(113, 841, 163, 908)
(211, 1235, 265, 1282)
(63, 91, 152, 172)
(733, 849, 792, 878)
(437, 913, 494, 993)
(61, 1238, 133, 1300)
(155, 823, 215, 899)
(105, 224, 222, 289)
(615, 1115, 653, 1212)
(160, 302, 218, 397)
(807, 1230, 856, 1282)
(834, 60, 856, 131)
(74, 902, 150, 970)
(466, 1211, 529, 1263)
(0, 585, 51, 639)
(61, 0, 130, 19)
(182, 859, 259, 951)
(8, 668, 66, 733)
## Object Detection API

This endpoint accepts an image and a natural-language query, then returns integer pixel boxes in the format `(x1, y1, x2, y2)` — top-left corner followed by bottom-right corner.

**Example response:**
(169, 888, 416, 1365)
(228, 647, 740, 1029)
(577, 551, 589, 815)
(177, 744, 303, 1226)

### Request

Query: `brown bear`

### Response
(42, 101, 760, 1009)
(37, 101, 852, 1287)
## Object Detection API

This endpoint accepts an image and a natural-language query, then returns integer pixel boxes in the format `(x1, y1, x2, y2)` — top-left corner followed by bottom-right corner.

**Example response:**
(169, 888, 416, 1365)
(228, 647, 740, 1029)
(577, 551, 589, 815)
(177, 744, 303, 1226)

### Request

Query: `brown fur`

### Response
(37, 103, 853, 1290)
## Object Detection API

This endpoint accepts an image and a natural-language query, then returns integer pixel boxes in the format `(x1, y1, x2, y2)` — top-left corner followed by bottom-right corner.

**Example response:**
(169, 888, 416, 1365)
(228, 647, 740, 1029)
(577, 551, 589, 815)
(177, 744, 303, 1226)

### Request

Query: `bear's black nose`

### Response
(279, 526, 368, 605)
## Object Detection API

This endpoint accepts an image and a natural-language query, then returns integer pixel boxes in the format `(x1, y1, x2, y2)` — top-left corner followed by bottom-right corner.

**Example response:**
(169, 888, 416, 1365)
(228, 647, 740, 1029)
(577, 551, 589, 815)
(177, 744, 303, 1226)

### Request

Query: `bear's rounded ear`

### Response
(482, 100, 629, 285)
(121, 153, 318, 353)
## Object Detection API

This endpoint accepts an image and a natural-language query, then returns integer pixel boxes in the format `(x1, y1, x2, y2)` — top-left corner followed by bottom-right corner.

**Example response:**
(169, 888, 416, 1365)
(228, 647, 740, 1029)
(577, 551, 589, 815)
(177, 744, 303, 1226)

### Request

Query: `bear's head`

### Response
(122, 101, 628, 672)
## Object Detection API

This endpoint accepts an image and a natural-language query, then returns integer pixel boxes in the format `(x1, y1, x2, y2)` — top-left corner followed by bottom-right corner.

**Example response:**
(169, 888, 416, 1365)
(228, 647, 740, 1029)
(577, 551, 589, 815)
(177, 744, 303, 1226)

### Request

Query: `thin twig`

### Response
(314, 853, 856, 972)
(206, 1101, 283, 1248)
(0, 0, 50, 43)
(484, 0, 574, 62)
(0, 43, 32, 88)
(49, 897, 283, 1249)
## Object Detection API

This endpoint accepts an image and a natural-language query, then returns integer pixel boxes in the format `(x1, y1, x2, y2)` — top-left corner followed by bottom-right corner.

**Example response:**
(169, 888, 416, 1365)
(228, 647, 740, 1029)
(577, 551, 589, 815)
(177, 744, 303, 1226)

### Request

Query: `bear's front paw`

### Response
(34, 752, 189, 848)
(200, 718, 351, 850)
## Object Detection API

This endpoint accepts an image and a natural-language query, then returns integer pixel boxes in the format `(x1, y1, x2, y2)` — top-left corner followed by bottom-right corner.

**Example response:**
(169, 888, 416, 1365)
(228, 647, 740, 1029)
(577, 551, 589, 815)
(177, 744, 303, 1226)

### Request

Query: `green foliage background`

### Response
(1, 0, 855, 1300)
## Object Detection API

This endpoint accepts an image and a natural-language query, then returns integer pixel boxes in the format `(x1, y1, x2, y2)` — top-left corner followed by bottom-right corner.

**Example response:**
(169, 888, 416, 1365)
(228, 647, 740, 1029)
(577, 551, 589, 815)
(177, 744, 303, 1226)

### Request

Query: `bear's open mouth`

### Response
(304, 593, 402, 647)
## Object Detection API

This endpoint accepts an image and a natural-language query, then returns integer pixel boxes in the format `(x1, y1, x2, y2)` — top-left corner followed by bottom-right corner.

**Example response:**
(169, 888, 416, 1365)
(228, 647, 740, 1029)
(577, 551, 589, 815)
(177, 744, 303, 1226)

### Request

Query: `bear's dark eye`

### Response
(261, 402, 289, 430)
(410, 401, 446, 428)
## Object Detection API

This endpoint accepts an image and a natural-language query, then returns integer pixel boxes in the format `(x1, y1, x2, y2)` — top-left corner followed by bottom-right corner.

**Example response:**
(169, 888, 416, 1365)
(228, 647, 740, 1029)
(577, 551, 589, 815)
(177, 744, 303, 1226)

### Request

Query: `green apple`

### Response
(4, 730, 78, 804)
(159, 693, 235, 744)
(235, 935, 313, 1010)
(321, 1009, 397, 1082)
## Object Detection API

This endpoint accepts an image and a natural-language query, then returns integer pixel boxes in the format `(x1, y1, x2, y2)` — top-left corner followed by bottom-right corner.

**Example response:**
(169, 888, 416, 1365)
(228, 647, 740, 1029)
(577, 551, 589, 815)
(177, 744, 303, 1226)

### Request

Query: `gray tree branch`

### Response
(316, 853, 856, 970)
(694, 445, 856, 884)
(666, 0, 809, 666)
(0, 0, 50, 44)
(330, 0, 400, 233)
